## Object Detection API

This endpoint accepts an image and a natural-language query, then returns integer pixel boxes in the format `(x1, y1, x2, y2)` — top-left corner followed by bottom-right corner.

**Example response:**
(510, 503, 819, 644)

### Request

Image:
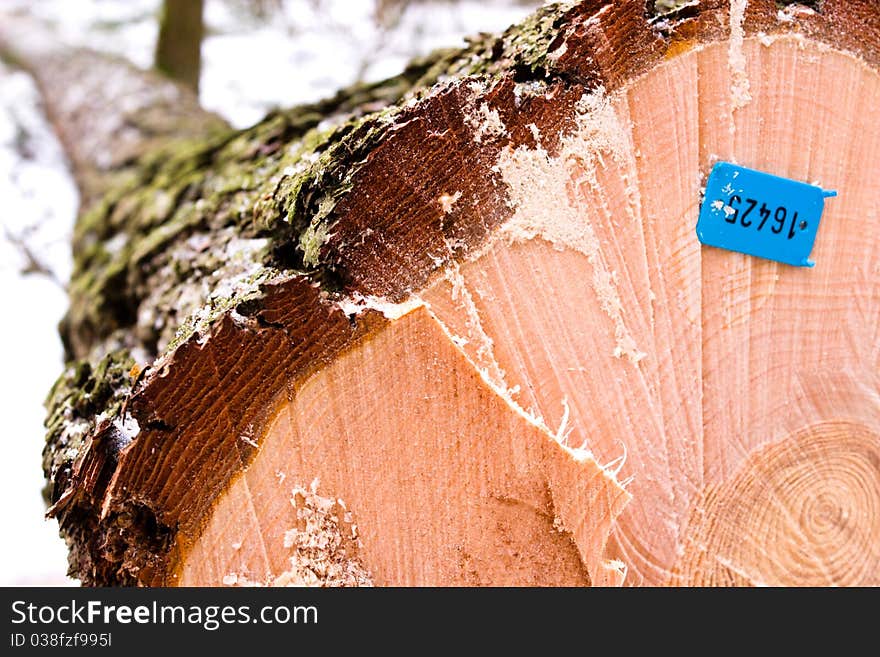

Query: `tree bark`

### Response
(4, 0, 880, 586)
(0, 13, 226, 210)
(155, 0, 204, 93)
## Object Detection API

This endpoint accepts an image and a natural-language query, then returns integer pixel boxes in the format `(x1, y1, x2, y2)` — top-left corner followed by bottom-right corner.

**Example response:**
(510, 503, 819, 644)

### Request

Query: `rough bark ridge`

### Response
(1, 0, 877, 585)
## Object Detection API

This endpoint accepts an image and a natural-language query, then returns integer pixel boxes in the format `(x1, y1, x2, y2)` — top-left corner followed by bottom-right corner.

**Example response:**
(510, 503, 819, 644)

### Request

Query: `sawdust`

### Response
(492, 88, 647, 365)
(273, 481, 372, 587)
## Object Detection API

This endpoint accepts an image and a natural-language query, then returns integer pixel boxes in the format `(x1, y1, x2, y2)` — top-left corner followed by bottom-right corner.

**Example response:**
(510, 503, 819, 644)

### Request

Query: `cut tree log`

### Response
(3, 0, 879, 586)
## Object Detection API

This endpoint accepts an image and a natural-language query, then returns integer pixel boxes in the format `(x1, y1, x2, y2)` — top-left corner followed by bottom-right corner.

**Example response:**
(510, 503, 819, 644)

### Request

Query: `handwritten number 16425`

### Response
(724, 195, 807, 240)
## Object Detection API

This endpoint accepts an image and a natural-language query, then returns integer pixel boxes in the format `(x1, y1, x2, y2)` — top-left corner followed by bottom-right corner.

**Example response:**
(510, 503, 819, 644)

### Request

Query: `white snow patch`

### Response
(0, 60, 78, 586)
(199, 0, 538, 127)
(239, 434, 259, 448)
(4, 0, 536, 128)
(547, 40, 568, 62)
(527, 123, 542, 145)
(777, 4, 815, 24)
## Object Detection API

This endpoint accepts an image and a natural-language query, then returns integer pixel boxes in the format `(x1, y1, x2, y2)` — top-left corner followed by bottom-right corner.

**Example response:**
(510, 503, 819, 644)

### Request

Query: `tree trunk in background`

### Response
(1, 0, 880, 587)
(155, 0, 204, 93)
(0, 13, 225, 211)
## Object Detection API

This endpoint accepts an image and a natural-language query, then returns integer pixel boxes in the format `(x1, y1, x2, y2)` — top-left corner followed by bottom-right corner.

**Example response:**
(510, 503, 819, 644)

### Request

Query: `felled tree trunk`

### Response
(4, 0, 880, 586)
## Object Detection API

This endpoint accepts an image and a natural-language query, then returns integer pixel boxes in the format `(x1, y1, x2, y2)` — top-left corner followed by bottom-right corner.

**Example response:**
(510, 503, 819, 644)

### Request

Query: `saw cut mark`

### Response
(421, 35, 880, 586)
(694, 35, 880, 585)
(700, 36, 880, 485)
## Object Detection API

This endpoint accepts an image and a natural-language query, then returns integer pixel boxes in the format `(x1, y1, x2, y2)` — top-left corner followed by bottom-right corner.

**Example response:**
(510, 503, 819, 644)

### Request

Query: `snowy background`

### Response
(0, 0, 538, 585)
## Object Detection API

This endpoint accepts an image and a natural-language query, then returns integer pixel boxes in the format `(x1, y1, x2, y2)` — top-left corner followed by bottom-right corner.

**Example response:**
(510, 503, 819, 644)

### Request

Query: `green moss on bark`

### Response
(43, 349, 134, 506)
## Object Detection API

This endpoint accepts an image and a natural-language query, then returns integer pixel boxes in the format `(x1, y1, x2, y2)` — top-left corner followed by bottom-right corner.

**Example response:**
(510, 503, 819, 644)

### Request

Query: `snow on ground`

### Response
(200, 0, 541, 126)
(5, 0, 536, 127)
(0, 0, 538, 585)
(0, 61, 78, 585)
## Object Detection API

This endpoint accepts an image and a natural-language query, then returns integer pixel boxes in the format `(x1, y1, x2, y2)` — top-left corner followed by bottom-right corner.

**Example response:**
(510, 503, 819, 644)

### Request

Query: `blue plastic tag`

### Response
(696, 162, 836, 267)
